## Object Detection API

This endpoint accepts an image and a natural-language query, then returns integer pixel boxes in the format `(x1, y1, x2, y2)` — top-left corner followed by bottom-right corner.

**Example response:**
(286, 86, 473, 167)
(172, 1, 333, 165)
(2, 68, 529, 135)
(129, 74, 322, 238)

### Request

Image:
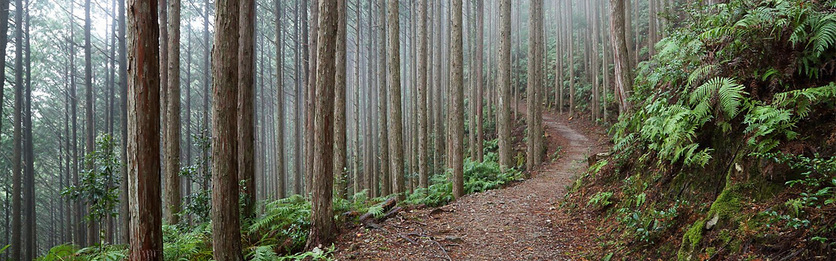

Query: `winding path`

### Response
(334, 106, 602, 260)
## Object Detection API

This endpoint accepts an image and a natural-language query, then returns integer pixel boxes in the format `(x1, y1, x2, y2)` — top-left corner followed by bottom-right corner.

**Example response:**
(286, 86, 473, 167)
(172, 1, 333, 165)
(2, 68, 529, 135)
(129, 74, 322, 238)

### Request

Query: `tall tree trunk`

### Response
(275, 0, 286, 199)
(526, 0, 544, 171)
(126, 0, 164, 258)
(165, 0, 182, 225)
(84, 0, 99, 246)
(202, 0, 211, 190)
(305, 0, 320, 196)
(333, 0, 347, 199)
(610, 0, 632, 113)
(387, 0, 405, 198)
(11, 0, 23, 255)
(118, 0, 130, 243)
(307, 0, 339, 249)
(23, 8, 36, 257)
(433, 0, 443, 177)
(568, 0, 575, 117)
(497, 0, 511, 171)
(450, 0, 464, 199)
(417, 0, 428, 190)
(294, 0, 303, 196)
(377, 0, 390, 197)
(474, 0, 484, 162)
(353, 0, 364, 196)
(212, 0, 244, 258)
(649, 0, 657, 56)
(238, 0, 256, 219)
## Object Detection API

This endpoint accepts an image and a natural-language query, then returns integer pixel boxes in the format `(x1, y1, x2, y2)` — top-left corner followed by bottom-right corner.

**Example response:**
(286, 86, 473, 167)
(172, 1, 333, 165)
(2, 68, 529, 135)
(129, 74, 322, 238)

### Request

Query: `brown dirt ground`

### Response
(333, 106, 610, 261)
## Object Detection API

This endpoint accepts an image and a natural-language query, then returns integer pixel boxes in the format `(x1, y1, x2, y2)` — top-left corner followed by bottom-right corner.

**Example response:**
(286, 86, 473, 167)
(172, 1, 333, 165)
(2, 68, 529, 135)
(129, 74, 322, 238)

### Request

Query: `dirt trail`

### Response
(334, 106, 605, 260)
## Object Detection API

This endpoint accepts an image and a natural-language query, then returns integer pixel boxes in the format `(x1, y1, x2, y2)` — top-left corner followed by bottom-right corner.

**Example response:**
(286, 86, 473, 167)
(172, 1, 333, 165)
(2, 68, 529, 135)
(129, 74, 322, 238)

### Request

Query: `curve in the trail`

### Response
(334, 107, 599, 261)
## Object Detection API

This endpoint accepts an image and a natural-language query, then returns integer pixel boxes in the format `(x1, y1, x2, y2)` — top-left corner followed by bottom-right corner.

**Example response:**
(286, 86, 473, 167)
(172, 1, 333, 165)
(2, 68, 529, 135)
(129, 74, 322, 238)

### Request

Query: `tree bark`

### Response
(305, 0, 320, 196)
(126, 0, 164, 258)
(386, 0, 405, 199)
(306, 0, 339, 249)
(450, 0, 464, 199)
(416, 0, 428, 190)
(11, 0, 23, 255)
(610, 0, 633, 113)
(526, 0, 544, 171)
(377, 0, 390, 197)
(118, 0, 130, 244)
(238, 0, 256, 219)
(333, 0, 347, 199)
(165, 0, 182, 225)
(474, 0, 484, 162)
(275, 0, 286, 199)
(211, 0, 244, 258)
(84, 0, 99, 246)
(497, 0, 511, 171)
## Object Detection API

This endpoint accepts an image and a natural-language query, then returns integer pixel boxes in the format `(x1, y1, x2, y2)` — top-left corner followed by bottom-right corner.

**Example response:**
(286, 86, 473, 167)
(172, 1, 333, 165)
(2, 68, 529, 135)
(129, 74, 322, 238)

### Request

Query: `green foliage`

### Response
(62, 134, 122, 244)
(36, 244, 78, 261)
(406, 154, 523, 207)
(75, 245, 127, 261)
(756, 152, 836, 230)
(247, 195, 312, 254)
(617, 202, 683, 243)
(162, 224, 213, 260)
(587, 191, 614, 209)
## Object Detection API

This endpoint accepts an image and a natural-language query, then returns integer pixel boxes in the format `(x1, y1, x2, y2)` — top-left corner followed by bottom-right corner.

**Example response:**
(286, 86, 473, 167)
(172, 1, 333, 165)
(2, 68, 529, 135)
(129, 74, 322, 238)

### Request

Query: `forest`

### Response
(0, 0, 834, 260)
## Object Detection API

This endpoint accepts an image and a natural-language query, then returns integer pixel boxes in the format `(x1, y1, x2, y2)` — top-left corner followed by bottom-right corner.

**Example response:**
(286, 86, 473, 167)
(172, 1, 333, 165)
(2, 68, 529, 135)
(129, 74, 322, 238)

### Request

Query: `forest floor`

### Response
(333, 105, 610, 260)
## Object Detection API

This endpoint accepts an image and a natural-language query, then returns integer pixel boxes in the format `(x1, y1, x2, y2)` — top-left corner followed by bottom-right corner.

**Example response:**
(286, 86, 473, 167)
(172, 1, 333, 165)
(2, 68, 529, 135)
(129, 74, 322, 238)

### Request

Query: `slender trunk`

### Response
(387, 0, 404, 198)
(610, 0, 632, 113)
(294, 0, 303, 195)
(84, 0, 99, 246)
(333, 0, 347, 199)
(238, 0, 256, 219)
(474, 0, 484, 162)
(126, 0, 164, 258)
(304, 0, 320, 196)
(497, 0, 511, 171)
(353, 0, 364, 196)
(276, 0, 286, 199)
(165, 0, 182, 225)
(118, 0, 130, 243)
(377, 0, 390, 197)
(526, 0, 544, 171)
(11, 0, 23, 255)
(449, 0, 464, 199)
(417, 0, 428, 189)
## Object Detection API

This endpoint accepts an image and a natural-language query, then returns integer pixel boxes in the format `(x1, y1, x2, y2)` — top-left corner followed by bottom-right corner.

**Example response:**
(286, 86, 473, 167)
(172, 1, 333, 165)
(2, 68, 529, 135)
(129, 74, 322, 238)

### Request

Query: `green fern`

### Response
(690, 77, 747, 120)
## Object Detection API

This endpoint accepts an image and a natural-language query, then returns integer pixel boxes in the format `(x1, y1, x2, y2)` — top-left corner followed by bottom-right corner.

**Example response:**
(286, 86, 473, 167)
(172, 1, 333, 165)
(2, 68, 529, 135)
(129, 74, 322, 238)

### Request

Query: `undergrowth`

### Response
(571, 0, 836, 260)
(39, 141, 522, 260)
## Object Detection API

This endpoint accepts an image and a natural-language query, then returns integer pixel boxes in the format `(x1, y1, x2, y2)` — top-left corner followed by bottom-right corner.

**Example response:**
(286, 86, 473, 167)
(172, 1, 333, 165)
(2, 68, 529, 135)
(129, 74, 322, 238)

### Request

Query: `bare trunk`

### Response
(276, 0, 286, 199)
(238, 0, 256, 219)
(497, 0, 511, 171)
(450, 0, 464, 199)
(306, 0, 339, 249)
(377, 0, 390, 196)
(333, 0, 347, 199)
(126, 0, 164, 258)
(417, 0, 428, 189)
(165, 0, 182, 225)
(211, 0, 244, 258)
(387, 0, 405, 198)
(610, 0, 633, 113)
(526, 0, 544, 171)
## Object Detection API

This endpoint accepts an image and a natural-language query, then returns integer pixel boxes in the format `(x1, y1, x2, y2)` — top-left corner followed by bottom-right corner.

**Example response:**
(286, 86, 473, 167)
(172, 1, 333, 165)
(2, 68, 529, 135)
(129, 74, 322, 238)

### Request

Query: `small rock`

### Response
(706, 213, 720, 230)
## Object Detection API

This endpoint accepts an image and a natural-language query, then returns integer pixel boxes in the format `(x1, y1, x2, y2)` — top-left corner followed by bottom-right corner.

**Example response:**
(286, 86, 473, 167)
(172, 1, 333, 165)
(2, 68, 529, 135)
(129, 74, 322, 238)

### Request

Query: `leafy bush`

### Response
(405, 154, 522, 206)
(62, 134, 122, 245)
(588, 191, 614, 209)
